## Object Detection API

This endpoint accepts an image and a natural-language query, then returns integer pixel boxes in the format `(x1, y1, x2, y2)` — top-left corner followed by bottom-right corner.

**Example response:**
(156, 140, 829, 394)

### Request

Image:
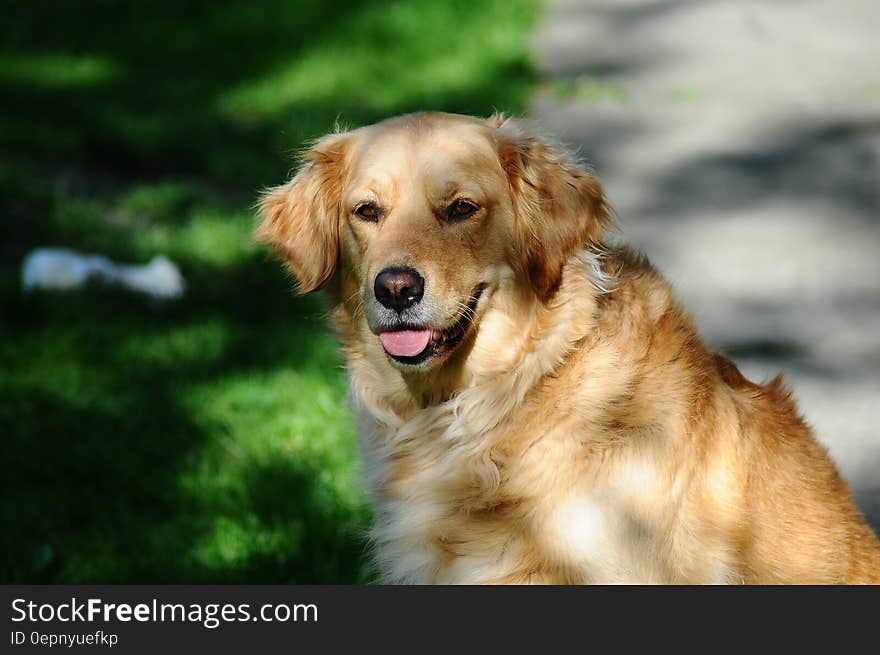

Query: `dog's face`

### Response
(338, 117, 514, 369)
(257, 112, 610, 373)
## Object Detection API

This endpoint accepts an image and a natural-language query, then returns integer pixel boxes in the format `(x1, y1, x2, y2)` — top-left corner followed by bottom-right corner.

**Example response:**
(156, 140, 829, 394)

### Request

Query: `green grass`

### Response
(0, 0, 538, 583)
(542, 75, 628, 104)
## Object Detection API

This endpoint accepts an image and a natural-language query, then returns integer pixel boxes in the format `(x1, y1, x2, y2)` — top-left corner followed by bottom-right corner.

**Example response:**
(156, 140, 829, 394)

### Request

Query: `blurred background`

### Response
(1, 0, 876, 584)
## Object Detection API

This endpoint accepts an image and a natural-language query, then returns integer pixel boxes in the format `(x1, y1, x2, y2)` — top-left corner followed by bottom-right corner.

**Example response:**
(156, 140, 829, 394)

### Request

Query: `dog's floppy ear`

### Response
(255, 132, 352, 293)
(492, 115, 612, 301)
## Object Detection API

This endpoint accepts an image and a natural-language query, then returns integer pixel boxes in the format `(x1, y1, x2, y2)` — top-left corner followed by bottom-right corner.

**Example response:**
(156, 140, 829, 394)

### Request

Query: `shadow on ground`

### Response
(631, 119, 880, 220)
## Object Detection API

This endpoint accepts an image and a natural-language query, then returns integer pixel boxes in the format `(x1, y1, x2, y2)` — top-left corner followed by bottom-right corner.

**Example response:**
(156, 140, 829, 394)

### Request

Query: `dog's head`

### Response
(257, 112, 610, 372)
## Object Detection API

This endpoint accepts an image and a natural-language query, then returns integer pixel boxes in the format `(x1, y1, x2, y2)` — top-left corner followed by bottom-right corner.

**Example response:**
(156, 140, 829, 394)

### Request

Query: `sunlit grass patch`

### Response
(221, 0, 536, 123)
(132, 208, 257, 267)
(177, 367, 370, 582)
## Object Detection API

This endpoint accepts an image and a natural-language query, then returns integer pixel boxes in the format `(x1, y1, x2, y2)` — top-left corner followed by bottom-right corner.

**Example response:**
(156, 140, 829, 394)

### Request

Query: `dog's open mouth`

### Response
(379, 285, 485, 366)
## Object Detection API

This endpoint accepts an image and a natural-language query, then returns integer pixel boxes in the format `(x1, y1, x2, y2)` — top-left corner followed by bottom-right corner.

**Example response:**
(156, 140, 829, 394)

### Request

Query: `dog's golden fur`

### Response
(257, 112, 880, 583)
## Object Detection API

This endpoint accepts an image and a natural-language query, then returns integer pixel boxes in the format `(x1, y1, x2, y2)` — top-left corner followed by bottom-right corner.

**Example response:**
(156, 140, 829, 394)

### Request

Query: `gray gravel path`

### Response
(529, 0, 880, 528)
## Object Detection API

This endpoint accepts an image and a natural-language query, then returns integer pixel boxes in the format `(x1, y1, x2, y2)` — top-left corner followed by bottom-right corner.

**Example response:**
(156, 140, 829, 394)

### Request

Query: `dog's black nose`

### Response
(374, 267, 424, 312)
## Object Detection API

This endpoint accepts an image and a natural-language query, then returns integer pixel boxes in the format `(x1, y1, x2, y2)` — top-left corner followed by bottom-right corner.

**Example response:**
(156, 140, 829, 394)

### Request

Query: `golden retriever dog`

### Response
(256, 111, 880, 584)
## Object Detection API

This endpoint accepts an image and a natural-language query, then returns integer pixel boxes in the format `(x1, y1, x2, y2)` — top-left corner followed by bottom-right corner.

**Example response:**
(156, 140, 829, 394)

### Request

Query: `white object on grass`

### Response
(21, 247, 185, 300)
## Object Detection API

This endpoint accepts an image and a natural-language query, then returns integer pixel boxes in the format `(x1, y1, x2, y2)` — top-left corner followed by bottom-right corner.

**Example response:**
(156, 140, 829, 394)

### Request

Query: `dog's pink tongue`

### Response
(379, 329, 432, 357)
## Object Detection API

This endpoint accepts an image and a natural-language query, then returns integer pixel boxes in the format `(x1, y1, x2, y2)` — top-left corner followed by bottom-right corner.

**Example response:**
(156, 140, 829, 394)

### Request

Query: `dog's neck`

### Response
(330, 249, 609, 431)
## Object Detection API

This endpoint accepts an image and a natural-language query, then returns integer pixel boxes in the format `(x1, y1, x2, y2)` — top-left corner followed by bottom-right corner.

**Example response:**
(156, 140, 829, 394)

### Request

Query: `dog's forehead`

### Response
(349, 119, 500, 188)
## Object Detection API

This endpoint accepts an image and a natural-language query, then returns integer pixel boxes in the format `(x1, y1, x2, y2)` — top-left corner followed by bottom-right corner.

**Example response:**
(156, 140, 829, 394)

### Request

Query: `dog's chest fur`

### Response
(353, 364, 735, 585)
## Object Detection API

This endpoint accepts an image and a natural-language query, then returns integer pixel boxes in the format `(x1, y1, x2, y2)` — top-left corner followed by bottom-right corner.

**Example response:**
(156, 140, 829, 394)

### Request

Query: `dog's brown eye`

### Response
(354, 203, 380, 221)
(447, 199, 479, 221)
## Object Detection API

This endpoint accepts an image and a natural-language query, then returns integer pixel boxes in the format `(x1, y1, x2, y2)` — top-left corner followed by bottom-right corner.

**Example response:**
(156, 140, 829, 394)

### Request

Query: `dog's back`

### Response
(711, 352, 880, 583)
